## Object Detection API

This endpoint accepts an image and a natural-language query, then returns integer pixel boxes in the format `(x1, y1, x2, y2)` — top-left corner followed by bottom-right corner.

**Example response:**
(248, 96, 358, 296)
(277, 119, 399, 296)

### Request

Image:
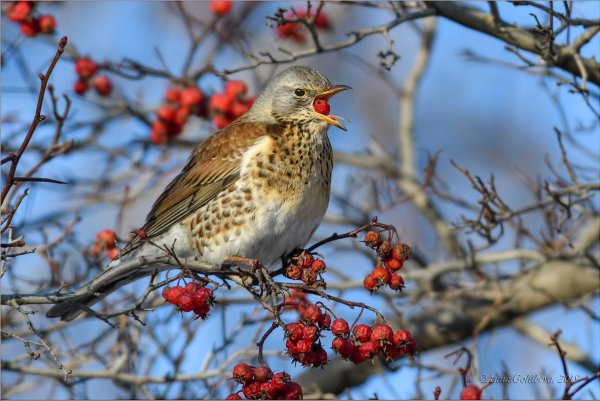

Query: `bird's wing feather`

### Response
(121, 119, 273, 255)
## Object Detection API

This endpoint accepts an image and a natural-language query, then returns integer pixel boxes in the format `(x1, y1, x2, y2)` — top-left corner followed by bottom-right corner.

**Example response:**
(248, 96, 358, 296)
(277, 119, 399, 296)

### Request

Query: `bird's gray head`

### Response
(247, 66, 350, 131)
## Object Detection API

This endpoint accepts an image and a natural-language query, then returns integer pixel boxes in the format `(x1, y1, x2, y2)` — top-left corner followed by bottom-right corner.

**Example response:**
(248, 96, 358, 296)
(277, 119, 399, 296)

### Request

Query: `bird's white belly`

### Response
(198, 190, 325, 268)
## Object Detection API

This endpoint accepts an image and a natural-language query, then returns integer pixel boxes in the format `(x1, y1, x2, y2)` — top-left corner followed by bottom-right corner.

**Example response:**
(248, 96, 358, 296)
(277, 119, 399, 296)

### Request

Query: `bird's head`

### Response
(248, 66, 350, 131)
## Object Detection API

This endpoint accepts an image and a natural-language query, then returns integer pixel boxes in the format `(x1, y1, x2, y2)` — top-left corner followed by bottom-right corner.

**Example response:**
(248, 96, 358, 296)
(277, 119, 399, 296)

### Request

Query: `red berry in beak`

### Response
(313, 98, 330, 115)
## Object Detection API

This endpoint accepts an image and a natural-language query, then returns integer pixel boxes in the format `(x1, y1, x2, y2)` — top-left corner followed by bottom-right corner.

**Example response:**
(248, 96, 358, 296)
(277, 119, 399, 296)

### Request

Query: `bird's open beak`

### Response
(314, 85, 351, 131)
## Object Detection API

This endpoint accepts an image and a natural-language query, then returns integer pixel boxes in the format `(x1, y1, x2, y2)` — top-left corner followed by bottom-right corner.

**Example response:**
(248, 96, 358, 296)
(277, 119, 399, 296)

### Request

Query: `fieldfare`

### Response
(47, 66, 350, 321)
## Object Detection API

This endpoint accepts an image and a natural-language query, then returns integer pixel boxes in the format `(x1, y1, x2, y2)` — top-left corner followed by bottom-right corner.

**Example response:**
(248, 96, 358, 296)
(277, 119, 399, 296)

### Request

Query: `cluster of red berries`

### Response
(209, 0, 232, 16)
(284, 252, 326, 286)
(73, 57, 112, 97)
(209, 80, 255, 129)
(227, 364, 302, 400)
(90, 229, 119, 260)
(276, 8, 330, 43)
(284, 303, 332, 368)
(150, 86, 206, 145)
(161, 282, 214, 318)
(460, 384, 482, 400)
(362, 231, 412, 292)
(331, 320, 416, 363)
(5, 1, 56, 37)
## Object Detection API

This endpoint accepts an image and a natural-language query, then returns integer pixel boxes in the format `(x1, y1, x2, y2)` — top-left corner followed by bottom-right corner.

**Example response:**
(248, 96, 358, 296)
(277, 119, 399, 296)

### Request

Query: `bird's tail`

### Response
(46, 259, 163, 321)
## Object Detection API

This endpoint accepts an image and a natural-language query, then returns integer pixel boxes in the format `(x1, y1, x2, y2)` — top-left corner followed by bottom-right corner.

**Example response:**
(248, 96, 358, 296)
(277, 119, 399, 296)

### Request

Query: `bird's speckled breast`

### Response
(184, 122, 333, 267)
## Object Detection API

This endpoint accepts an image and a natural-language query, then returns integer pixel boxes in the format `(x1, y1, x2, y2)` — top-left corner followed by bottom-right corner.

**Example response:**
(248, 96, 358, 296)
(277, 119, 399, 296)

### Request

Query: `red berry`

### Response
(318, 313, 331, 329)
(176, 293, 194, 312)
(225, 80, 248, 99)
(153, 119, 180, 139)
(254, 365, 272, 383)
(213, 115, 234, 129)
(193, 302, 210, 318)
(312, 345, 328, 367)
(38, 14, 56, 34)
(285, 323, 304, 342)
(358, 340, 380, 360)
(377, 240, 393, 258)
(284, 382, 303, 400)
(156, 105, 177, 123)
(226, 393, 242, 400)
(271, 372, 291, 391)
(106, 247, 119, 260)
(393, 243, 413, 261)
(331, 336, 355, 358)
(276, 18, 305, 43)
(313, 98, 330, 115)
(180, 87, 204, 107)
(261, 381, 278, 399)
(92, 75, 112, 96)
(242, 381, 262, 400)
(353, 324, 372, 343)
(370, 324, 394, 346)
(260, 382, 277, 400)
(350, 346, 367, 364)
(209, 0, 232, 16)
(300, 253, 313, 268)
(161, 286, 171, 300)
(331, 318, 350, 337)
(392, 329, 412, 347)
(285, 339, 299, 355)
(232, 363, 254, 385)
(384, 257, 403, 271)
(363, 273, 379, 291)
(20, 19, 39, 37)
(75, 57, 98, 79)
(315, 11, 329, 29)
(364, 231, 381, 248)
(166, 286, 185, 304)
(285, 264, 303, 280)
(165, 87, 181, 103)
(175, 106, 190, 127)
(383, 344, 403, 360)
(151, 119, 168, 139)
(150, 133, 166, 146)
(301, 304, 322, 323)
(311, 259, 326, 273)
(209, 93, 233, 113)
(393, 329, 416, 354)
(9, 2, 32, 22)
(184, 282, 197, 294)
(194, 287, 213, 305)
(96, 229, 117, 248)
(372, 266, 391, 284)
(231, 100, 251, 118)
(150, 123, 167, 145)
(389, 273, 404, 291)
(302, 324, 319, 342)
(301, 268, 318, 285)
(295, 339, 312, 354)
(460, 385, 482, 400)
(73, 79, 88, 95)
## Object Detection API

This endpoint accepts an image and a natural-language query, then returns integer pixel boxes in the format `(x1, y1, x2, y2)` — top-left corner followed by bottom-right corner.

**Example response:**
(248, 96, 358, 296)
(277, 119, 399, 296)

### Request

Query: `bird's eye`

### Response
(294, 88, 306, 97)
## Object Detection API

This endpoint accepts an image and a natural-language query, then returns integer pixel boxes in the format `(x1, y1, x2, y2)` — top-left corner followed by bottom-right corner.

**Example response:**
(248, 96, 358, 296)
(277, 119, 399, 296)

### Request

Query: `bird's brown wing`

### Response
(121, 119, 273, 255)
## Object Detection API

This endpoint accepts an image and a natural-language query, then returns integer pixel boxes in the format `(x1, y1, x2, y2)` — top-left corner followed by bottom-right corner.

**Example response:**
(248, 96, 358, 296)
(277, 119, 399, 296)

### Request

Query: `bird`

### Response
(47, 65, 350, 321)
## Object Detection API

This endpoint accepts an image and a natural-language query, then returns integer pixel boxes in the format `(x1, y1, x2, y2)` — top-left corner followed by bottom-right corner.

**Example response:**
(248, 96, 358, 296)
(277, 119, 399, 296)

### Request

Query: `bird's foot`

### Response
(225, 255, 285, 303)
